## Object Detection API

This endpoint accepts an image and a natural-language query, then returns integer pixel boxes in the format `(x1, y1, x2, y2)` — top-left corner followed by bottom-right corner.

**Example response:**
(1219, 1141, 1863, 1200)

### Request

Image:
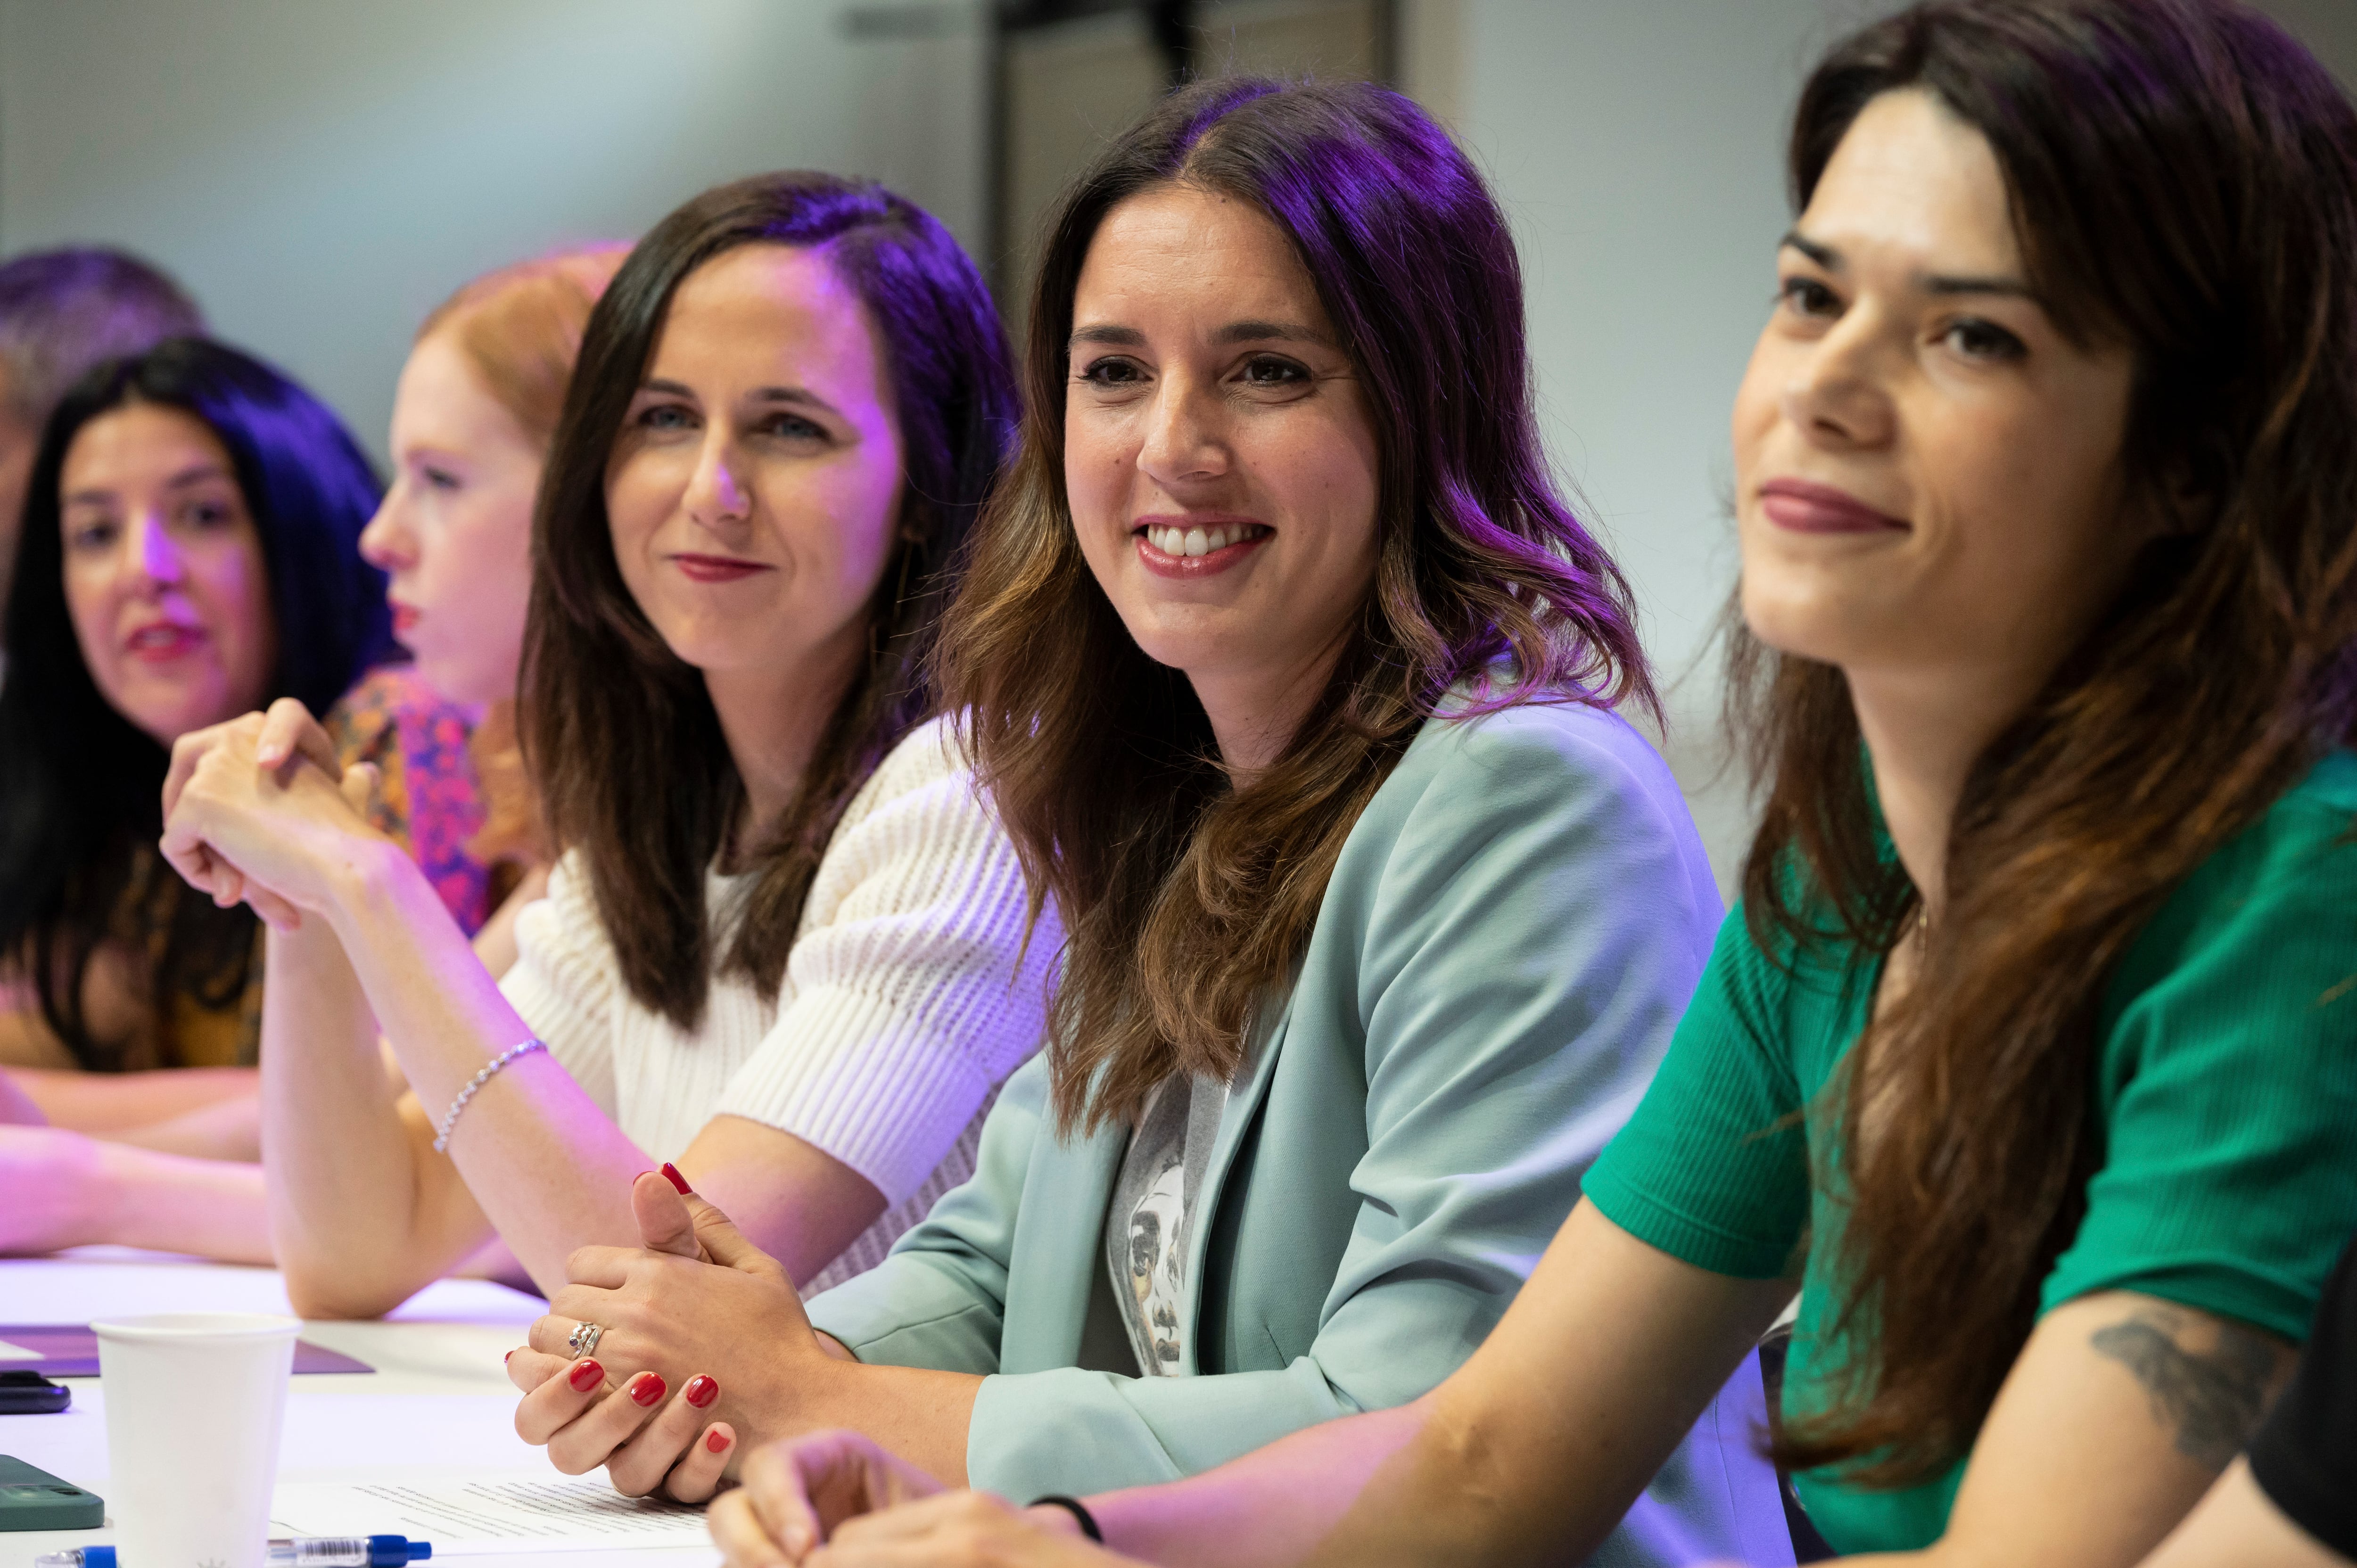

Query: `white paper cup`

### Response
(93, 1312, 300, 1568)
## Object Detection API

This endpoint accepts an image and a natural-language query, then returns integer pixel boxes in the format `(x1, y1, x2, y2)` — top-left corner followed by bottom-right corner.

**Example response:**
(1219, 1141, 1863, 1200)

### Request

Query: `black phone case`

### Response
(0, 1453, 105, 1530)
(0, 1371, 69, 1415)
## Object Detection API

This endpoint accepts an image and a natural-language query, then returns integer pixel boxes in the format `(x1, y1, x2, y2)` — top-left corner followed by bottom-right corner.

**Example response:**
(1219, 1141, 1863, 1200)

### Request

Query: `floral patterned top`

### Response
(167, 666, 492, 1069)
(324, 665, 493, 935)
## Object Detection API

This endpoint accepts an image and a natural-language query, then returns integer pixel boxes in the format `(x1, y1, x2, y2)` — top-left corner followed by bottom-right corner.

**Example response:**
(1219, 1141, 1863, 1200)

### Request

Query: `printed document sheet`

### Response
(271, 1476, 710, 1551)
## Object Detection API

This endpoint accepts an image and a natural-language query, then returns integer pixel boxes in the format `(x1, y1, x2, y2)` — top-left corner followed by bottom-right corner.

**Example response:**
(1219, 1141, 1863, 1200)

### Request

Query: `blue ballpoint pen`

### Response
(37, 1536, 430, 1568)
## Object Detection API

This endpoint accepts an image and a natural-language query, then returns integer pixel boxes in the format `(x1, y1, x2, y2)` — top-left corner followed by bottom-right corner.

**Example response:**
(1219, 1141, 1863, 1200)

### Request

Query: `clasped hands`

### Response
(503, 1169, 829, 1502)
(157, 697, 388, 930)
(510, 1174, 1131, 1567)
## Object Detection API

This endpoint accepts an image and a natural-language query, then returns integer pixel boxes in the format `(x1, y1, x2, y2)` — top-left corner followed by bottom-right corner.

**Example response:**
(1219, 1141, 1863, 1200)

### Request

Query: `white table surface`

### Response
(0, 1248, 720, 1568)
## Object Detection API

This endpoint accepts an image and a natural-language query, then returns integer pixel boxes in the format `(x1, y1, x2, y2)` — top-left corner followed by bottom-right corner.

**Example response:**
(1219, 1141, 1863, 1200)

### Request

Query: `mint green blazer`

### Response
(807, 696, 1794, 1567)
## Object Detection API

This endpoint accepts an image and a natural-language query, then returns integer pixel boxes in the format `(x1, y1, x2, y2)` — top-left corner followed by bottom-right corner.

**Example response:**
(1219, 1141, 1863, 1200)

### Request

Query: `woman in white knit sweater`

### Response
(156, 173, 1051, 1391)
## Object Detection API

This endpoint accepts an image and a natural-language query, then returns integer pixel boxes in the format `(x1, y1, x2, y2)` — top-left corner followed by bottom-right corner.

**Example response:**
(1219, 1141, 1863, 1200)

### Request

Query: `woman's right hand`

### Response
(159, 699, 380, 929)
(162, 696, 345, 823)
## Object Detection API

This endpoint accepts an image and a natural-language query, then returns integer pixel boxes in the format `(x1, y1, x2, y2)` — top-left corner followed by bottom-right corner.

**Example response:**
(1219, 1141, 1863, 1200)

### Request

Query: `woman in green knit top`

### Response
(695, 2, 2357, 1565)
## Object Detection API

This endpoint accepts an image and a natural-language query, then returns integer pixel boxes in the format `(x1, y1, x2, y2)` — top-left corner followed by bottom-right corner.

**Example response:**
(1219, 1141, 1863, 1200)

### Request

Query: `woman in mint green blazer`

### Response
(504, 75, 1791, 1566)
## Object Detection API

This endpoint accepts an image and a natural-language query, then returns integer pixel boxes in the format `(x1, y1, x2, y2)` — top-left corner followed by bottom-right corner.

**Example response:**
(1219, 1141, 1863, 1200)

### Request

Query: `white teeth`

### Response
(1142, 523, 1261, 556)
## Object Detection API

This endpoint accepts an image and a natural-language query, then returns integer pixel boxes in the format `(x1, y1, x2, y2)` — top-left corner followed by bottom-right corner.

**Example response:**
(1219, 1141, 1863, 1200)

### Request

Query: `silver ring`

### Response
(566, 1321, 605, 1359)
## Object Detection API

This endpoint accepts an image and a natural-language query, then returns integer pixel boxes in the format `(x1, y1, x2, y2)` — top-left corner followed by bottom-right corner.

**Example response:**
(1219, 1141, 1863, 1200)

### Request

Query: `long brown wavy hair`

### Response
(1745, 0, 2357, 1486)
(523, 173, 1015, 1028)
(934, 78, 1656, 1135)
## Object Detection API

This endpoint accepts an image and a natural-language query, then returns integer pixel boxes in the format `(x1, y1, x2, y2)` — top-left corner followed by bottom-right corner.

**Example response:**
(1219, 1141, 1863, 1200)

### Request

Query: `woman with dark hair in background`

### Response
(162, 175, 1054, 1448)
(0, 336, 471, 1261)
(0, 249, 206, 1129)
(687, 2, 2357, 1564)
(504, 77, 1783, 1560)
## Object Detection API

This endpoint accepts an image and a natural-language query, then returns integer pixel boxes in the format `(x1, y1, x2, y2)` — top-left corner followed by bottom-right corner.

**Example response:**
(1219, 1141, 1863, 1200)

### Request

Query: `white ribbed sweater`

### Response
(498, 717, 1055, 1295)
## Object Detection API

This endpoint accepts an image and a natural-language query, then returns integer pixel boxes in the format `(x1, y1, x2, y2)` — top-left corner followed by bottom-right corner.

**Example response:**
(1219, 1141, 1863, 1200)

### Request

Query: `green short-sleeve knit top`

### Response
(1583, 751, 2357, 1553)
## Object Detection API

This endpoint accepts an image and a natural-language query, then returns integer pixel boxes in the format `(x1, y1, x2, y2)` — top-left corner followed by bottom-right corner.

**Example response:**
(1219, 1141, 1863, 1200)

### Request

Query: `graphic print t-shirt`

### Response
(1104, 1074, 1228, 1376)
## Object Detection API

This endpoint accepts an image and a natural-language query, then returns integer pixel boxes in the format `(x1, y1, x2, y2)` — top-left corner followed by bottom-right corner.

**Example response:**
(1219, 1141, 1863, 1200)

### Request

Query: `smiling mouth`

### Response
(1131, 519, 1271, 579)
(671, 553, 773, 583)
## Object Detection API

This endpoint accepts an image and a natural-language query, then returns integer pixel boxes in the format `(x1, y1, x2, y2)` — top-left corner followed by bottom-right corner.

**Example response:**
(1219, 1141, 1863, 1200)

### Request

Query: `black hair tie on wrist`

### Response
(1030, 1494, 1104, 1542)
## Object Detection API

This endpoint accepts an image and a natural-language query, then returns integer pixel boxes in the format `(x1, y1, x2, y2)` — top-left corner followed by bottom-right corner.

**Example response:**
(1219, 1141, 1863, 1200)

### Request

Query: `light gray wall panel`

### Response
(0, 0, 991, 461)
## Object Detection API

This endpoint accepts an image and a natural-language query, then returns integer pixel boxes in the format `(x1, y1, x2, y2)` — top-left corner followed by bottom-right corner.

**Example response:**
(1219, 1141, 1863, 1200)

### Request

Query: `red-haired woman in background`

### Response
(356, 245, 626, 969)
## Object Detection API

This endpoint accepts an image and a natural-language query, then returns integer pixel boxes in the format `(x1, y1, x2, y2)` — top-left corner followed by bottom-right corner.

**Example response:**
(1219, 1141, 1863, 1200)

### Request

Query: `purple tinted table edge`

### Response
(0, 1325, 373, 1376)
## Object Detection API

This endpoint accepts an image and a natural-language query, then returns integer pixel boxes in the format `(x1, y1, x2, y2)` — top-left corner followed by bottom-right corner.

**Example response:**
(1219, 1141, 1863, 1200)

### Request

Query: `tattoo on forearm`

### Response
(2090, 1305, 2282, 1470)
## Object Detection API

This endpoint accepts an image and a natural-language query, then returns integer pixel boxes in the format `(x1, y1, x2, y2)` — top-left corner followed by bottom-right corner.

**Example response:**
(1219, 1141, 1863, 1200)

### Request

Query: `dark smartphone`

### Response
(0, 1454, 104, 1530)
(0, 1373, 68, 1415)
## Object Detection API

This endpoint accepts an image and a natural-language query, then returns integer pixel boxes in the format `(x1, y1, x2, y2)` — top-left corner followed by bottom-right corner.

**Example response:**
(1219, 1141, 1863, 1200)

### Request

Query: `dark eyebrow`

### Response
(1211, 319, 1331, 347)
(748, 385, 841, 417)
(641, 377, 841, 418)
(1920, 272, 2038, 301)
(1783, 229, 2042, 305)
(1067, 320, 1335, 352)
(1780, 230, 1840, 270)
(60, 462, 231, 510)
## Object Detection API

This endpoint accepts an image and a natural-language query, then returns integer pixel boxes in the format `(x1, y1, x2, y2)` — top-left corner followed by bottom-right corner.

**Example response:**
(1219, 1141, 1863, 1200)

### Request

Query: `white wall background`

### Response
(0, 0, 991, 465)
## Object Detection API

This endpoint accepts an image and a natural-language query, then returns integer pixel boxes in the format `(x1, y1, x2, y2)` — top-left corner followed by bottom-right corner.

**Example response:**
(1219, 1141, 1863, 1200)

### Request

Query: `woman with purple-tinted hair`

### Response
(158, 174, 1055, 1460)
(497, 76, 1787, 1560)
(693, 0, 2357, 1564)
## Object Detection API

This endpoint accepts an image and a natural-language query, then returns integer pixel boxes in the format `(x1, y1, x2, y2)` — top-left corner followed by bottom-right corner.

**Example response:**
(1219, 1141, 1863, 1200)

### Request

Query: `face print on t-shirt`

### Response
(1128, 1149, 1189, 1371)
(1106, 1074, 1228, 1377)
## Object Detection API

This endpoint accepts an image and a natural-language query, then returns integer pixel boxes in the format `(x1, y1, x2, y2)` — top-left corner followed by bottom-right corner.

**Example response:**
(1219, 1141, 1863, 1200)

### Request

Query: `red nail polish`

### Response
(569, 1359, 602, 1392)
(504, 1350, 514, 1365)
(660, 1162, 692, 1195)
(631, 1371, 666, 1407)
(685, 1374, 718, 1408)
(706, 1428, 732, 1453)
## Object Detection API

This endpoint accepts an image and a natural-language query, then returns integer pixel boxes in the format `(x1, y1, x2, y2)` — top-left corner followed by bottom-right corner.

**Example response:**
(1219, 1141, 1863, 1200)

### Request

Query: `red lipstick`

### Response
(1758, 478, 1908, 535)
(672, 553, 772, 584)
(390, 603, 421, 636)
(124, 621, 206, 664)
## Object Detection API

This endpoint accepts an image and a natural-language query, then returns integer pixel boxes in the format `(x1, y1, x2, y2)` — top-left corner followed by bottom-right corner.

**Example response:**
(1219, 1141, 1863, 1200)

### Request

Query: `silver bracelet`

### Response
(432, 1038, 546, 1153)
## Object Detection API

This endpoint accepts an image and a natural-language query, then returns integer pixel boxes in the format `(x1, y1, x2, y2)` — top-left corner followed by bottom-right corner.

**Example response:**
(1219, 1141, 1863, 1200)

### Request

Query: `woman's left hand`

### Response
(509, 1176, 848, 1482)
(160, 701, 382, 928)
